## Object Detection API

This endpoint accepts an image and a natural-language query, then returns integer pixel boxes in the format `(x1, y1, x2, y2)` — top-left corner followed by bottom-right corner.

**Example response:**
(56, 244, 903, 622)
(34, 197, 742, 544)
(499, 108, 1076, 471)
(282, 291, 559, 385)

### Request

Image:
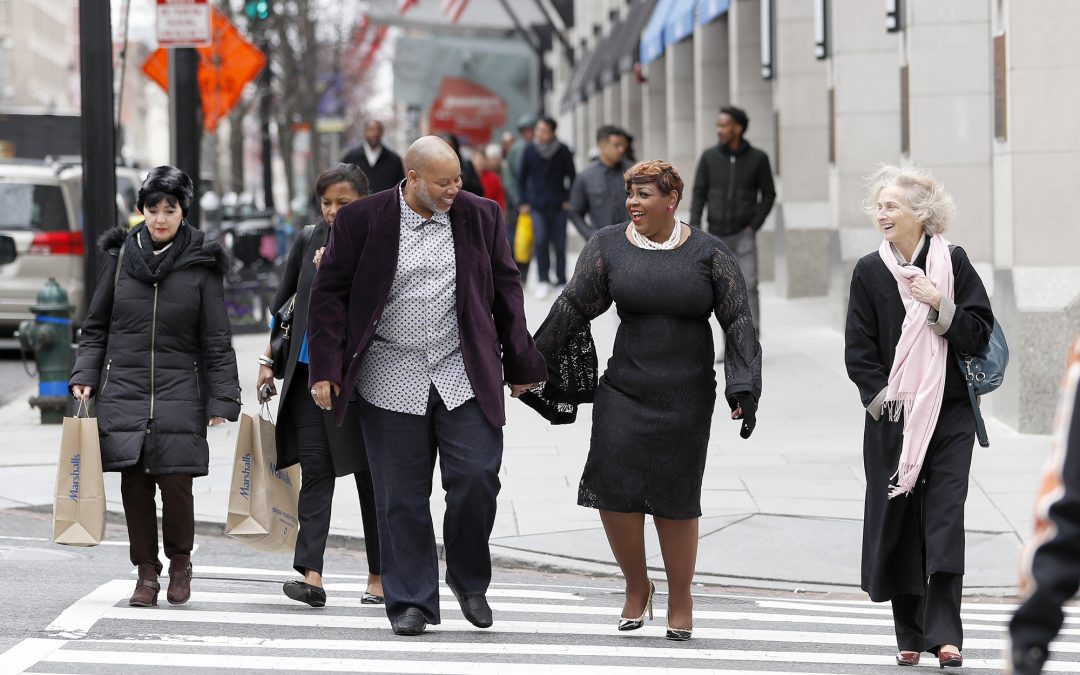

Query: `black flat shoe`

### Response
(282, 580, 326, 608)
(361, 592, 384, 605)
(392, 607, 428, 636)
(447, 582, 493, 628)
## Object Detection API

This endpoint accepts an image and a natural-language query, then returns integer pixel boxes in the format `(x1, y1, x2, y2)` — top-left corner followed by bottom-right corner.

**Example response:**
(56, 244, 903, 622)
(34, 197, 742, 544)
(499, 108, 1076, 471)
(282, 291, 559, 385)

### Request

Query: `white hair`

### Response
(484, 143, 503, 161)
(862, 164, 955, 235)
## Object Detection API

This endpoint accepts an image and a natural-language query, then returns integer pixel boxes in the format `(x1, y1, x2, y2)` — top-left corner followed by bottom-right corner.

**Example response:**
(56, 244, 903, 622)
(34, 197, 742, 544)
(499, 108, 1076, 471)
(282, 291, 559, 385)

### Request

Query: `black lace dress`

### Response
(524, 224, 762, 519)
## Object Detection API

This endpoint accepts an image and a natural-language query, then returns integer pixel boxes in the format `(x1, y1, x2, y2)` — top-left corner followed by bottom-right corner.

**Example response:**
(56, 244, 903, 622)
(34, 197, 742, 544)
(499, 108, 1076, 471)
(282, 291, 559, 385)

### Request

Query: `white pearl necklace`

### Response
(631, 218, 683, 250)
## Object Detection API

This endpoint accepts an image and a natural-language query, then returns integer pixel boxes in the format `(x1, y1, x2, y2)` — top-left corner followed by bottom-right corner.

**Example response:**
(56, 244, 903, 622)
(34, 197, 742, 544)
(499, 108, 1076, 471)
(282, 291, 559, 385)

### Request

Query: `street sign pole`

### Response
(79, 0, 117, 301)
(167, 47, 202, 227)
(258, 35, 274, 212)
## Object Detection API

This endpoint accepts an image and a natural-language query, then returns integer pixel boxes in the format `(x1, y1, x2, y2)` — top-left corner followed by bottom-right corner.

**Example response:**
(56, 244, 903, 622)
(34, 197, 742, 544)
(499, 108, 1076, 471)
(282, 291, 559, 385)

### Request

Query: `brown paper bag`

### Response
(52, 403, 106, 546)
(224, 410, 300, 552)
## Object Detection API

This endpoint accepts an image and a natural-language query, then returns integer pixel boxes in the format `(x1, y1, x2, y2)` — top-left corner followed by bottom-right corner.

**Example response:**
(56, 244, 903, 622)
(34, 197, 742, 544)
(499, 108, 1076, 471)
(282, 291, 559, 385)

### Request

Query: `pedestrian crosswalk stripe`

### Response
(38, 647, 1079, 673)
(755, 599, 1080, 626)
(73, 632, 1080, 657)
(10, 573, 1080, 675)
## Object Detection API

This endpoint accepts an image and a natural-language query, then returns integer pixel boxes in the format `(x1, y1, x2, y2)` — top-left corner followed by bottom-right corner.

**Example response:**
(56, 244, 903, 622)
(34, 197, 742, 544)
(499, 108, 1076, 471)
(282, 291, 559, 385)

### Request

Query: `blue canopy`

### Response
(664, 0, 698, 46)
(640, 0, 678, 65)
(697, 0, 731, 25)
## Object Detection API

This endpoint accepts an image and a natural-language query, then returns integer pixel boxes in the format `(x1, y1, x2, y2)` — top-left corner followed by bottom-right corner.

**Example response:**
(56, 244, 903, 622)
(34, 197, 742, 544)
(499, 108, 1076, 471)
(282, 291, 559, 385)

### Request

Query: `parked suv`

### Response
(0, 159, 85, 347)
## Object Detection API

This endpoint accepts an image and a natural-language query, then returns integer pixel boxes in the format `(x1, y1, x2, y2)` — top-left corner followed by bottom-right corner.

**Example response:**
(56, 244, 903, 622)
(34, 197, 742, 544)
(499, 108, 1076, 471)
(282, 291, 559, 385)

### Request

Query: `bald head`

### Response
(403, 136, 463, 217)
(404, 136, 459, 174)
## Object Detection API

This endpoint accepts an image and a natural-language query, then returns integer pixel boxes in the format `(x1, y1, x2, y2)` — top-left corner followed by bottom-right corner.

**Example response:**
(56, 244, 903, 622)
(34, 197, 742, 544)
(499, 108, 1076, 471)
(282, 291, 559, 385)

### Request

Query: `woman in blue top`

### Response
(256, 164, 382, 607)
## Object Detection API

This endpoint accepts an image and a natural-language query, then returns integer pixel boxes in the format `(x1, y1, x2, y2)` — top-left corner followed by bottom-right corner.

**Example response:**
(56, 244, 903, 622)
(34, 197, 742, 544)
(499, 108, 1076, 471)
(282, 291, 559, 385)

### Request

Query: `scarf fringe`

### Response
(888, 463, 922, 499)
(882, 396, 915, 425)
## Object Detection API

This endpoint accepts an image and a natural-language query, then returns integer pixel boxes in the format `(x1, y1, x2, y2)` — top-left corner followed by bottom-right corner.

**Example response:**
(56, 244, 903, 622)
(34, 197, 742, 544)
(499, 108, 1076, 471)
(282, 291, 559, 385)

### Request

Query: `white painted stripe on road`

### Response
(82, 632, 1080, 657)
(788, 596, 1080, 615)
(87, 605, 1047, 642)
(43, 579, 131, 637)
(0, 534, 129, 547)
(194, 565, 364, 579)
(755, 599, 1077, 626)
(324, 583, 584, 601)
(0, 638, 69, 674)
(40, 647, 1071, 672)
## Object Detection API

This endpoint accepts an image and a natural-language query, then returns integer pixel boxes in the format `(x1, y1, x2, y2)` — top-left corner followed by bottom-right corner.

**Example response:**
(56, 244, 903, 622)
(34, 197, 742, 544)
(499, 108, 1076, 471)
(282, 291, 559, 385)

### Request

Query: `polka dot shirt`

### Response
(355, 187, 475, 414)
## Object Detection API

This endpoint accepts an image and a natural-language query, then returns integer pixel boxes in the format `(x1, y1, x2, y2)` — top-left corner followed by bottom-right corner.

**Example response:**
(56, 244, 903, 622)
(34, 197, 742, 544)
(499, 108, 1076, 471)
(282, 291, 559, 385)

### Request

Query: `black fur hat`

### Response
(137, 165, 194, 217)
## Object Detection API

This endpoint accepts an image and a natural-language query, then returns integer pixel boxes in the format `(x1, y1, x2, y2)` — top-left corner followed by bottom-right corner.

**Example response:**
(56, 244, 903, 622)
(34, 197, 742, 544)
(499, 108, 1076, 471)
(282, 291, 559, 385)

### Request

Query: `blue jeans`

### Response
(532, 207, 568, 285)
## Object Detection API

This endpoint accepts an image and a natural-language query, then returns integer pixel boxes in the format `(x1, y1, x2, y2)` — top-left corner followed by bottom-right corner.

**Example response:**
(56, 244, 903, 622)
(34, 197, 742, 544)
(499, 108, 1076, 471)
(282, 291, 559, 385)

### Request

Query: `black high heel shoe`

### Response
(617, 581, 655, 631)
(666, 626, 693, 641)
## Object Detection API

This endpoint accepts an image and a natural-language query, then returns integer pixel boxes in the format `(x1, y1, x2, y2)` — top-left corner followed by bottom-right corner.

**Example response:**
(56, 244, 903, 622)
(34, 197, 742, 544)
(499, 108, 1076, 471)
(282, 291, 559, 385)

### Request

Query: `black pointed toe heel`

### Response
(617, 581, 655, 631)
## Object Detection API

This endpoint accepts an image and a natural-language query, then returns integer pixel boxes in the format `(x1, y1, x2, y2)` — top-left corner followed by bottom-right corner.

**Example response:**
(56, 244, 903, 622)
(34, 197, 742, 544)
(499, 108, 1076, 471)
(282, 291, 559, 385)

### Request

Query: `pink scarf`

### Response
(878, 234, 955, 498)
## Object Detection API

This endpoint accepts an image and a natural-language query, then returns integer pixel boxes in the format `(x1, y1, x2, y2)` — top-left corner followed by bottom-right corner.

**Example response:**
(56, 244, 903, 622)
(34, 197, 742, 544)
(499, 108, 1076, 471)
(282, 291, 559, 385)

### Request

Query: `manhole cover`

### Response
(0, 546, 80, 561)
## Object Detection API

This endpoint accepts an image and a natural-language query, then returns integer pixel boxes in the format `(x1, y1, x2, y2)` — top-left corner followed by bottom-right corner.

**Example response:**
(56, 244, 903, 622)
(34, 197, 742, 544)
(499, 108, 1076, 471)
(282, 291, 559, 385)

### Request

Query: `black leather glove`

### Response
(731, 395, 757, 439)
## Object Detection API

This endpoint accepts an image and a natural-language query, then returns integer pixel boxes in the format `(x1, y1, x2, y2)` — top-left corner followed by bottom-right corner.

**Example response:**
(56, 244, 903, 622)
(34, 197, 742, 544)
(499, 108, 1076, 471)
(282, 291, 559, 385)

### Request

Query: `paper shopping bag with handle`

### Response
(52, 401, 106, 546)
(224, 409, 300, 552)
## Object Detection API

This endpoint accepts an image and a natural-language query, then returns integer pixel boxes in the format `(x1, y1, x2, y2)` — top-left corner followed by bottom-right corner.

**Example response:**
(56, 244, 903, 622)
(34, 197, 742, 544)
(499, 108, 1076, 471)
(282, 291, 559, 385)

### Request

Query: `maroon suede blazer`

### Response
(306, 186, 547, 428)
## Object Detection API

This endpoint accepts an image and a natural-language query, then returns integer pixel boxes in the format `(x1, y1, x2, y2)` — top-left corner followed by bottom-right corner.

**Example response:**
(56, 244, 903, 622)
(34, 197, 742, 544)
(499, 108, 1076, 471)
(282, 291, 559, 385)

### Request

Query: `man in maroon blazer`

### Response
(307, 136, 545, 636)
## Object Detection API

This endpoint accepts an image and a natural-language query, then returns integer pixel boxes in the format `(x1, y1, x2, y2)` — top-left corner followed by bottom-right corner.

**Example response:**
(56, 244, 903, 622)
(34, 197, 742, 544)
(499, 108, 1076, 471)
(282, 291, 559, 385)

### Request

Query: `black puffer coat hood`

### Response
(70, 225, 241, 476)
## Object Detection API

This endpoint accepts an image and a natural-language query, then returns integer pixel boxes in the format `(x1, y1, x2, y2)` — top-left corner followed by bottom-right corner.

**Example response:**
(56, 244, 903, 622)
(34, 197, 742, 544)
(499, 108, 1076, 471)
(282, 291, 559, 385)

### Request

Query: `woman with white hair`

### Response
(844, 165, 994, 669)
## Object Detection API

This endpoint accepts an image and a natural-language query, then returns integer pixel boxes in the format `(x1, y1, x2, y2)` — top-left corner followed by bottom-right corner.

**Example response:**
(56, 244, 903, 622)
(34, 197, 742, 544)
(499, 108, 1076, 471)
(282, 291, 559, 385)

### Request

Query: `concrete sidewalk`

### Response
(0, 280, 1052, 597)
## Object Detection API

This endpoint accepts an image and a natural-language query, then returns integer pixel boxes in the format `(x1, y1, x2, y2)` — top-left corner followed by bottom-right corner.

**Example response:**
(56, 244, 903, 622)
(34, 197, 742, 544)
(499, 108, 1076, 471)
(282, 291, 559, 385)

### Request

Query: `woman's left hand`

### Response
(208, 417, 227, 427)
(911, 276, 942, 310)
(313, 246, 326, 268)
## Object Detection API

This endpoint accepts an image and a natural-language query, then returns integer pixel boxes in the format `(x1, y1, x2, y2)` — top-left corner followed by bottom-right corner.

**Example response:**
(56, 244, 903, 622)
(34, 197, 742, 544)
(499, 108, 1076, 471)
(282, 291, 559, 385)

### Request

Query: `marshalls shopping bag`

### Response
(52, 401, 106, 546)
(224, 408, 300, 552)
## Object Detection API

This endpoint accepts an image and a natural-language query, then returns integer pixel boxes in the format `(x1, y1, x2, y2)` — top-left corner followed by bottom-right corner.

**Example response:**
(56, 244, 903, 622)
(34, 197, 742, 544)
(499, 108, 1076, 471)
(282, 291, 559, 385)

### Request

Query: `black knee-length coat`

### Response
(269, 222, 366, 475)
(844, 236, 993, 601)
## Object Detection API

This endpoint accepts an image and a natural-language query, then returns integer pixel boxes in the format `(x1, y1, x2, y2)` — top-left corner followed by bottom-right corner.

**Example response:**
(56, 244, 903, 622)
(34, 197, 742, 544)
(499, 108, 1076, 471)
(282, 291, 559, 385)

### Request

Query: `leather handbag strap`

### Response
(967, 381, 990, 448)
(113, 241, 126, 290)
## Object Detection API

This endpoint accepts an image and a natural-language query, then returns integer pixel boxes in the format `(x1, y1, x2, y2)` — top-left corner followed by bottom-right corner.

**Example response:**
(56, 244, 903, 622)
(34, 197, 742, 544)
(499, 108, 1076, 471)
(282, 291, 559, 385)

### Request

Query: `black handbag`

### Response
(268, 295, 296, 380)
(267, 224, 319, 380)
(957, 320, 1009, 448)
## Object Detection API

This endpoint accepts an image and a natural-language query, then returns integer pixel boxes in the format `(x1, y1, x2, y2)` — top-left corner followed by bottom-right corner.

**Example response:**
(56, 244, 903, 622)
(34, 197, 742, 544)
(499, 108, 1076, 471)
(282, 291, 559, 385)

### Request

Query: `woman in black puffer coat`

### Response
(70, 166, 241, 609)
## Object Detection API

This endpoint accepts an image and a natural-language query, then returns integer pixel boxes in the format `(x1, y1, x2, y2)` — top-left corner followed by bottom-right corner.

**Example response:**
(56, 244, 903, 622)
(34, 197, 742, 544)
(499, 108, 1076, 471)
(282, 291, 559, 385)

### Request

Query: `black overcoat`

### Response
(844, 237, 993, 601)
(269, 222, 366, 475)
(69, 226, 241, 476)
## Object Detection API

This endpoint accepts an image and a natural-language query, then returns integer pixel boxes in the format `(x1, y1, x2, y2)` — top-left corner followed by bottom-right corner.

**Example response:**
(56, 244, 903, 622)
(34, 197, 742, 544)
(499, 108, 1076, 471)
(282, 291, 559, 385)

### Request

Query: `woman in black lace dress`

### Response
(523, 160, 762, 640)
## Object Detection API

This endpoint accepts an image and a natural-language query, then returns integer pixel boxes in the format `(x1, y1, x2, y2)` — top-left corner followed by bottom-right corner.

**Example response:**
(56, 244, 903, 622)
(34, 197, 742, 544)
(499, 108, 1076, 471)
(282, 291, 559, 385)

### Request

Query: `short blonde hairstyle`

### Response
(624, 160, 685, 205)
(862, 164, 955, 235)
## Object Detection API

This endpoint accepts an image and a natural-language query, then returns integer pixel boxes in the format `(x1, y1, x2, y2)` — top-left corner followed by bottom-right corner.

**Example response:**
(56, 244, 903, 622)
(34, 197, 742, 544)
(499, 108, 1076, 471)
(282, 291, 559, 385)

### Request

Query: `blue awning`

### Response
(697, 0, 731, 25)
(664, 0, 697, 46)
(640, 0, 678, 65)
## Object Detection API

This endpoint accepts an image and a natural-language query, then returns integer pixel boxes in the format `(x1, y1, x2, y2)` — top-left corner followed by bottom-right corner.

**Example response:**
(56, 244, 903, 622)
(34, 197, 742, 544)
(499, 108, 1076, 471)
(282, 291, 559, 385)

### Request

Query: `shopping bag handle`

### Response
(260, 402, 275, 425)
(76, 399, 89, 418)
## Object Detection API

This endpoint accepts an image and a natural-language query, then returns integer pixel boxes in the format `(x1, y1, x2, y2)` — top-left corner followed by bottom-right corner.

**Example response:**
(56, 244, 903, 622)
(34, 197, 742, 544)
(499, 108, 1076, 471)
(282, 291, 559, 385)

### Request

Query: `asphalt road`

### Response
(1, 507, 1069, 674)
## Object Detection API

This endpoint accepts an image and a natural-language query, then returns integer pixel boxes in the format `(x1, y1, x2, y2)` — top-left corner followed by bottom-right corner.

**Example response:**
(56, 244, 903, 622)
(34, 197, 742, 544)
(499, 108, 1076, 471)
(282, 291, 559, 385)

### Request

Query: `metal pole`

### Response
(259, 37, 275, 212)
(78, 0, 117, 301)
(168, 47, 202, 226)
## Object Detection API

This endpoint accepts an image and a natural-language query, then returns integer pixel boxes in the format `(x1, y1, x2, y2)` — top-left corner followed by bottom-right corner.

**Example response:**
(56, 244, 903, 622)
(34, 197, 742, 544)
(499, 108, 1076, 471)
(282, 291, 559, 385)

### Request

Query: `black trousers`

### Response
(358, 388, 502, 625)
(120, 465, 193, 575)
(891, 572, 964, 653)
(285, 376, 381, 576)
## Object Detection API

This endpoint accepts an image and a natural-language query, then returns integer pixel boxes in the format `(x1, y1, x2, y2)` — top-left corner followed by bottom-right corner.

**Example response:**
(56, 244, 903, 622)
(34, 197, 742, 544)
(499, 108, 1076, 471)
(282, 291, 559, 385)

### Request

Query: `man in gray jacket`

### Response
(690, 106, 776, 329)
(568, 125, 632, 239)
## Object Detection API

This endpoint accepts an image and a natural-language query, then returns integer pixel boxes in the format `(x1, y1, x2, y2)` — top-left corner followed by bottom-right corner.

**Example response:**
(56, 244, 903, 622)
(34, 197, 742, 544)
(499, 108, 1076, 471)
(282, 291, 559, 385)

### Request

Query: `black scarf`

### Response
(124, 222, 191, 284)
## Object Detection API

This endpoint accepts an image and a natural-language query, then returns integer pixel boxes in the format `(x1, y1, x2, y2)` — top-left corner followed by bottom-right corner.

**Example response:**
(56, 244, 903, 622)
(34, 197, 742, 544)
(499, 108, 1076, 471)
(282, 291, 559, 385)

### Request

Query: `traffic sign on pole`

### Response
(156, 0, 212, 49)
(142, 8, 267, 132)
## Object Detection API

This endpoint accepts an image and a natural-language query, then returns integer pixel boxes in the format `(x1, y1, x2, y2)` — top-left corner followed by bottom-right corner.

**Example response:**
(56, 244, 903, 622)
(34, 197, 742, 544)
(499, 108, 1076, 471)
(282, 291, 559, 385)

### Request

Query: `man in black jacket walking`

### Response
(342, 120, 406, 194)
(690, 106, 775, 329)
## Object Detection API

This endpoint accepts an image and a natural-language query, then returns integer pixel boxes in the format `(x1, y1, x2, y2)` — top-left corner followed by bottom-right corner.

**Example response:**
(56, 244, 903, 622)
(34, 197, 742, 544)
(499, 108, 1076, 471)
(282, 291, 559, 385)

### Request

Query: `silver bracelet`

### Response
(258, 355, 274, 367)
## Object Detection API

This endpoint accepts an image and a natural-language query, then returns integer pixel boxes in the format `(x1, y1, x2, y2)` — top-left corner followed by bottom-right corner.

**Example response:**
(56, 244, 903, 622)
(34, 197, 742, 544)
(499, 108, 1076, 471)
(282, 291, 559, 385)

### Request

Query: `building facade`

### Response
(0, 0, 78, 113)
(550, 0, 1080, 433)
